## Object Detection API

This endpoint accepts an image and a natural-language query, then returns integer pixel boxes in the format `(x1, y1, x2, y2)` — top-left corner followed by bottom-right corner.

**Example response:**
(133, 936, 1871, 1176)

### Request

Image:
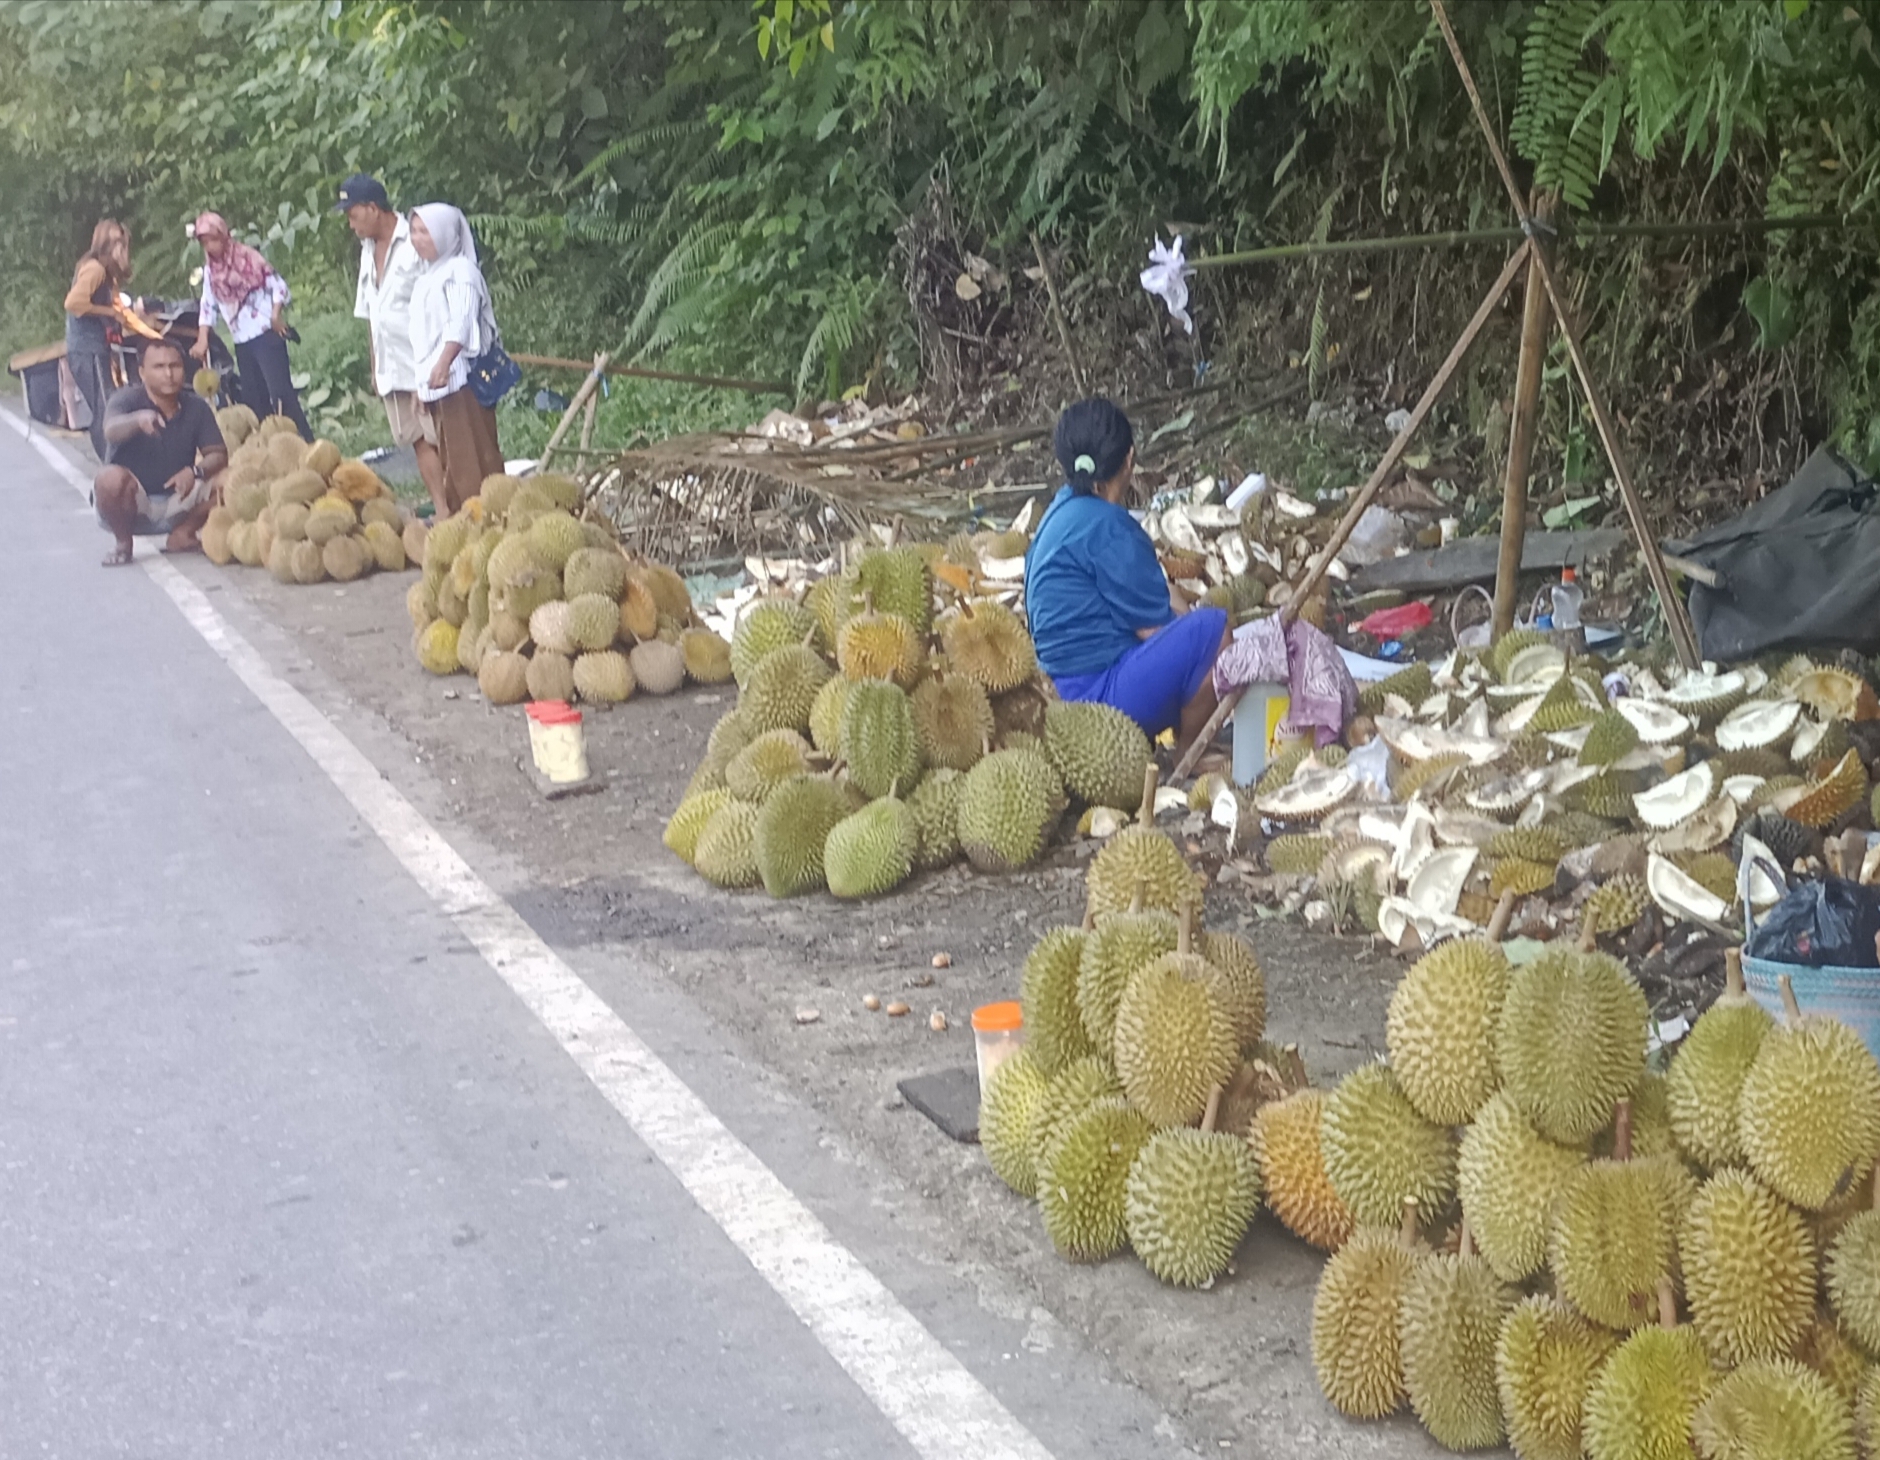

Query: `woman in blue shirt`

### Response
(1026, 398, 1230, 758)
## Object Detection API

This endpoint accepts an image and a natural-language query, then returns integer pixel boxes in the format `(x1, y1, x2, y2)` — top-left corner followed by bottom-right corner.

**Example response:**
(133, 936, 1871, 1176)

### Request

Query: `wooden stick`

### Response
(1032, 231, 1086, 396)
(1486, 889, 1518, 942)
(1494, 193, 1554, 638)
(538, 352, 611, 470)
(510, 352, 786, 395)
(1172, 240, 1532, 782)
(1724, 946, 1745, 998)
(1201, 1084, 1223, 1135)
(1656, 1277, 1678, 1330)
(1660, 553, 1722, 589)
(1429, 0, 1701, 669)
(577, 352, 602, 460)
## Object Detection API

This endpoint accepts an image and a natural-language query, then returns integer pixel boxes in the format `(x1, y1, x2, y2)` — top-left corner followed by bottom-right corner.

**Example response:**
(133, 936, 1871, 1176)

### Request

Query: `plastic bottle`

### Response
(1551, 566, 1583, 631)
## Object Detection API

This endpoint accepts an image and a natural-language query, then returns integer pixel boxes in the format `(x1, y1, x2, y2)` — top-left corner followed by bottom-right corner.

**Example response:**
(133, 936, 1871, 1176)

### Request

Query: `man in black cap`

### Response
(339, 173, 445, 509)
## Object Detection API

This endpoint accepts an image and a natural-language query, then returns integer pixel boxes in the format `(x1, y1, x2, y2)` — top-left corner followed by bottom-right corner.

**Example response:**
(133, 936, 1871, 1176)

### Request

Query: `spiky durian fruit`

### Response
(1691, 1357, 1857, 1460)
(1250, 1087, 1354, 1251)
(1042, 701, 1151, 811)
(1488, 826, 1570, 864)
(1566, 770, 1638, 821)
(476, 650, 529, 705)
(730, 600, 817, 687)
(1200, 930, 1266, 1049)
(956, 746, 1066, 873)
(808, 675, 852, 757)
(940, 600, 1036, 693)
(1859, 1366, 1880, 1455)
(618, 575, 659, 642)
(1827, 1197, 1880, 1356)
(664, 787, 739, 866)
(1266, 833, 1334, 876)
(1497, 945, 1647, 1145)
(1391, 749, 1470, 802)
(1321, 1063, 1457, 1229)
(405, 576, 437, 631)
(1457, 1089, 1585, 1283)
(1019, 926, 1097, 1076)
(824, 791, 918, 898)
(1255, 742, 1311, 797)
(1027, 1056, 1123, 1177)
(572, 649, 634, 703)
(1399, 1230, 1515, 1450)
(680, 628, 733, 685)
(1549, 1105, 1680, 1331)
(1681, 1168, 1816, 1366)
(1358, 661, 1433, 716)
(1312, 1215, 1422, 1419)
(556, 592, 616, 653)
(725, 729, 814, 803)
(1076, 904, 1178, 1050)
(740, 642, 832, 736)
(362, 518, 406, 571)
(752, 774, 852, 897)
(1036, 1098, 1153, 1261)
(1496, 1295, 1620, 1460)
(1085, 826, 1205, 919)
(561, 546, 626, 602)
(1112, 957, 1237, 1127)
(1668, 961, 1773, 1171)
(1124, 1127, 1262, 1287)
(1491, 628, 1549, 679)
(525, 649, 575, 704)
(1739, 986, 1880, 1210)
(980, 1049, 1049, 1199)
(842, 545, 932, 637)
(910, 672, 992, 771)
(692, 800, 762, 889)
(1490, 857, 1558, 898)
(525, 509, 585, 571)
(1582, 1316, 1715, 1460)
(836, 599, 922, 687)
(1585, 874, 1650, 935)
(630, 639, 685, 696)
(838, 679, 921, 800)
(1579, 707, 1642, 768)
(1528, 675, 1599, 733)
(1785, 749, 1869, 829)
(1387, 938, 1509, 1126)
(415, 619, 460, 675)
(906, 769, 963, 870)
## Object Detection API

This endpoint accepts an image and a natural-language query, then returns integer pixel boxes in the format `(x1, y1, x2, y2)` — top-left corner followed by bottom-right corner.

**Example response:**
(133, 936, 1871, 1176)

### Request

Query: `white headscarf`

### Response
(411, 202, 498, 350)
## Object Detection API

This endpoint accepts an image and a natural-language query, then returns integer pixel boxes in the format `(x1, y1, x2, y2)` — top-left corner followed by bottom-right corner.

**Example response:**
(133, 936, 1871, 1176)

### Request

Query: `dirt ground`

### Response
(174, 552, 1465, 1458)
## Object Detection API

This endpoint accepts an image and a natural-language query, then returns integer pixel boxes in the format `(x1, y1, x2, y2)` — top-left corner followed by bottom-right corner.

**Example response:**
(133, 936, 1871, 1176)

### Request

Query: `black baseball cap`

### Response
(334, 174, 391, 212)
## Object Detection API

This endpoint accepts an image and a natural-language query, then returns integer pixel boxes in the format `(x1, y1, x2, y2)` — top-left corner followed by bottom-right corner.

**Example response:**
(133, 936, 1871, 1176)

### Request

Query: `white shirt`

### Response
(198, 267, 290, 345)
(410, 269, 486, 404)
(352, 215, 425, 395)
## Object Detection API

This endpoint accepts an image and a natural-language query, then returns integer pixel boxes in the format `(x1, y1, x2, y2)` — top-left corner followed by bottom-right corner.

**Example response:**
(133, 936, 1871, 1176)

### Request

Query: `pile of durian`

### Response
(406, 472, 726, 705)
(980, 796, 1302, 1288)
(1295, 933, 1880, 1457)
(663, 543, 1159, 898)
(1249, 637, 1880, 949)
(202, 408, 419, 583)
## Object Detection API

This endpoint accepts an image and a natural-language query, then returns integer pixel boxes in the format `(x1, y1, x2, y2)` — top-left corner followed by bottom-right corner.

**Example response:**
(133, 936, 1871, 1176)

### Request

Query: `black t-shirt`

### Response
(104, 385, 224, 494)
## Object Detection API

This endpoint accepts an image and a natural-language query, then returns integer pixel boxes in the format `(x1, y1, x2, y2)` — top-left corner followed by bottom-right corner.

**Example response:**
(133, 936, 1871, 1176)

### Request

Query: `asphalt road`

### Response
(0, 419, 1192, 1459)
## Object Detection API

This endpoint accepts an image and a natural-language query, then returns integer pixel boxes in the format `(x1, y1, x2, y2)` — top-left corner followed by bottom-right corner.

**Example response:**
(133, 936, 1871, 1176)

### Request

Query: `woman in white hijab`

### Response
(408, 203, 505, 513)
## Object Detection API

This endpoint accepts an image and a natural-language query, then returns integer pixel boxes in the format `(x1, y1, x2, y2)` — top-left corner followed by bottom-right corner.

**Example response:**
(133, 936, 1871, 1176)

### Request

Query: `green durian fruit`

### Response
(730, 599, 817, 687)
(1018, 926, 1096, 1076)
(823, 790, 918, 899)
(753, 774, 853, 897)
(906, 768, 964, 870)
(1691, 1356, 1856, 1460)
(1123, 1128, 1261, 1288)
(910, 672, 993, 772)
(1582, 1321, 1715, 1460)
(1076, 904, 1179, 1051)
(1036, 1098, 1152, 1261)
(1496, 1295, 1620, 1460)
(1497, 945, 1647, 1145)
(664, 787, 739, 866)
(956, 747, 1066, 873)
(1321, 1062, 1456, 1230)
(1112, 956, 1237, 1128)
(1043, 700, 1151, 810)
(1457, 1089, 1586, 1283)
(692, 801, 762, 889)
(1683, 1168, 1816, 1366)
(1387, 937, 1509, 1126)
(1399, 1232, 1516, 1451)
(741, 643, 833, 736)
(979, 1049, 1049, 1198)
(837, 679, 920, 800)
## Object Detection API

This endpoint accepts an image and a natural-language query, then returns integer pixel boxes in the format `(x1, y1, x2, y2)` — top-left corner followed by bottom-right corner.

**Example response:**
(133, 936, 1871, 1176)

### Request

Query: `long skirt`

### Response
(427, 387, 504, 514)
(234, 330, 313, 441)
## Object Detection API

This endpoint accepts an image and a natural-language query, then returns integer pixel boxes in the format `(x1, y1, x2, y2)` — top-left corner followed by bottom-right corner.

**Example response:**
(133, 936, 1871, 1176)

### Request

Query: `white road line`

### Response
(3, 408, 1056, 1460)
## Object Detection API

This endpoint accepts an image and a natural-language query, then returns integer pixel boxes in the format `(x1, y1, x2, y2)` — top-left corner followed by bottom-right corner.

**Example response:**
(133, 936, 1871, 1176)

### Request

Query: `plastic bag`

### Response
(1745, 875, 1880, 969)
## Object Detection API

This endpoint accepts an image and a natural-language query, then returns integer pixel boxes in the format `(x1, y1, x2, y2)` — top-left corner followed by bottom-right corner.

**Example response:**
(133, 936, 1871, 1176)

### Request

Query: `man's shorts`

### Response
(383, 390, 438, 448)
(94, 472, 213, 536)
(1051, 607, 1229, 740)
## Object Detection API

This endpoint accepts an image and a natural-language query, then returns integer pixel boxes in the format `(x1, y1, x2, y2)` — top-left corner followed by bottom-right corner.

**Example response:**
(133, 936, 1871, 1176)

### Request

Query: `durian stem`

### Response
(1138, 763, 1160, 828)
(1458, 1220, 1474, 1260)
(1486, 890, 1517, 942)
(1178, 900, 1195, 957)
(1080, 907, 1096, 933)
(1129, 880, 1147, 916)
(1871, 1161, 1879, 1212)
(1725, 947, 1745, 999)
(1578, 907, 1599, 952)
(1400, 1196, 1421, 1244)
(1612, 1098, 1633, 1163)
(1779, 973, 1804, 1026)
(1201, 1084, 1223, 1134)
(1656, 1277, 1677, 1331)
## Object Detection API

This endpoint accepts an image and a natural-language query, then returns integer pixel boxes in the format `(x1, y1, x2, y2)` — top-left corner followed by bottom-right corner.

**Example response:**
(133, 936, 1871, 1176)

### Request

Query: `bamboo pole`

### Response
(510, 352, 786, 395)
(538, 352, 611, 471)
(1493, 193, 1555, 639)
(577, 351, 602, 461)
(1171, 239, 1533, 781)
(1429, 0, 1701, 670)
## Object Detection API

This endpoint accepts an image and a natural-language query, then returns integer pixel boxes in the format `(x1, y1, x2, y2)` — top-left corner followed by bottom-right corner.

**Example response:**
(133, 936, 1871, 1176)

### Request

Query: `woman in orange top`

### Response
(64, 219, 131, 459)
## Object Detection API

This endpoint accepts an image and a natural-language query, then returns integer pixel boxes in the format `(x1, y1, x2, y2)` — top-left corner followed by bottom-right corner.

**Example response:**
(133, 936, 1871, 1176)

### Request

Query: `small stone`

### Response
(862, 994, 881, 1011)
(876, 933, 898, 950)
(794, 1008, 821, 1025)
(929, 1010, 948, 1032)
(931, 952, 952, 969)
(907, 972, 934, 989)
(885, 1001, 910, 1017)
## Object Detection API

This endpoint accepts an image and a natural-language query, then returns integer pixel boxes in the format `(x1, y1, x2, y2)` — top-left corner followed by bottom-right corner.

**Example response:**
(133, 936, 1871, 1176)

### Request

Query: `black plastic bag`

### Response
(1746, 876, 1880, 969)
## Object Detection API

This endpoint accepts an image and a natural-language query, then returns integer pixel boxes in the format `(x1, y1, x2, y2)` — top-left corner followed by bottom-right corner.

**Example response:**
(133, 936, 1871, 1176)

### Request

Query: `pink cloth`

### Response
(1212, 616, 1357, 747)
(194, 211, 273, 310)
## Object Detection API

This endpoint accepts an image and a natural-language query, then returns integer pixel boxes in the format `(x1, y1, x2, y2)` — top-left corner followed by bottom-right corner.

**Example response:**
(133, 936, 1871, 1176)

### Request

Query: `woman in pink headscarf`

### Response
(189, 211, 311, 440)
(407, 203, 505, 513)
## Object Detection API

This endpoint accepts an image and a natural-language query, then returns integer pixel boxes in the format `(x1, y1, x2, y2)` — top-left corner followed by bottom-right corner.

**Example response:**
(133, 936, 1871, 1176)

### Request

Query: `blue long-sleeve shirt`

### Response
(1024, 486, 1173, 679)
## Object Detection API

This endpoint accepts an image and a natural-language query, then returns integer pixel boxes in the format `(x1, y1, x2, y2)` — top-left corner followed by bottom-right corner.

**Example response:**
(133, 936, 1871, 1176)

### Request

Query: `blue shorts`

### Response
(1052, 608, 1228, 740)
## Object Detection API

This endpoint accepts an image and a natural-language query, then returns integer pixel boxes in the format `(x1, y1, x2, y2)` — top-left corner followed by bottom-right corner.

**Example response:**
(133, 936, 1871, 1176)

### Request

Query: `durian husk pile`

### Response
(406, 470, 715, 707)
(201, 409, 418, 586)
(1299, 935, 1880, 1457)
(663, 540, 1158, 899)
(1252, 648, 1880, 950)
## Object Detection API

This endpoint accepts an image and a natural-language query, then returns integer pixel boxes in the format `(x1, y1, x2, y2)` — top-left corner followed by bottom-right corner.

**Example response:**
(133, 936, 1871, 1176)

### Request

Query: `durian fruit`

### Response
(1043, 700, 1151, 811)
(1398, 1225, 1515, 1450)
(290, 538, 325, 585)
(808, 675, 852, 757)
(1797, 1309, 1870, 1411)
(1497, 944, 1647, 1144)
(1200, 930, 1267, 1050)
(956, 745, 1066, 873)
(407, 576, 438, 630)
(753, 774, 853, 897)
(526, 649, 575, 703)
(1584, 874, 1650, 936)
(1579, 707, 1642, 767)
(1490, 856, 1558, 898)
(527, 509, 586, 571)
(1581, 1286, 1716, 1460)
(272, 467, 326, 508)
(1321, 1062, 1457, 1229)
(1682, 1167, 1817, 1365)
(835, 597, 922, 687)
(1859, 1366, 1880, 1455)
(322, 534, 369, 582)
(680, 628, 733, 685)
(1076, 897, 1179, 1050)
(1549, 1101, 1680, 1331)
(529, 472, 582, 513)
(991, 679, 1053, 747)
(227, 480, 269, 523)
(222, 519, 259, 566)
(1826, 1172, 1880, 1355)
(415, 619, 460, 675)
(1358, 661, 1433, 716)
(563, 593, 621, 653)
(201, 509, 234, 565)
(620, 575, 659, 642)
(980, 1049, 1049, 1198)
(838, 679, 920, 800)
(741, 642, 832, 737)
(941, 600, 1036, 693)
(304, 498, 356, 546)
(1019, 926, 1097, 1075)
(1488, 826, 1570, 864)
(906, 768, 964, 870)
(1691, 1357, 1857, 1460)
(562, 546, 627, 601)
(1084, 770, 1205, 918)
(664, 787, 740, 866)
(1785, 750, 1869, 829)
(1739, 976, 1880, 1210)
(266, 536, 296, 584)
(361, 519, 406, 571)
(476, 650, 529, 705)
(1393, 749, 1470, 803)
(842, 545, 932, 636)
(1387, 938, 1509, 1126)
(629, 639, 686, 696)
(1457, 1089, 1585, 1283)
(910, 672, 993, 772)
(1311, 1205, 1424, 1419)
(1027, 1056, 1124, 1177)
(573, 649, 634, 703)
(272, 501, 310, 542)
(1112, 950, 1237, 1127)
(692, 800, 762, 889)
(725, 729, 814, 803)
(1668, 951, 1774, 1171)
(1496, 1295, 1620, 1460)
(1250, 1087, 1354, 1251)
(1036, 1097, 1153, 1261)
(1124, 1125, 1261, 1287)
(400, 513, 427, 569)
(730, 599, 817, 687)
(824, 789, 918, 899)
